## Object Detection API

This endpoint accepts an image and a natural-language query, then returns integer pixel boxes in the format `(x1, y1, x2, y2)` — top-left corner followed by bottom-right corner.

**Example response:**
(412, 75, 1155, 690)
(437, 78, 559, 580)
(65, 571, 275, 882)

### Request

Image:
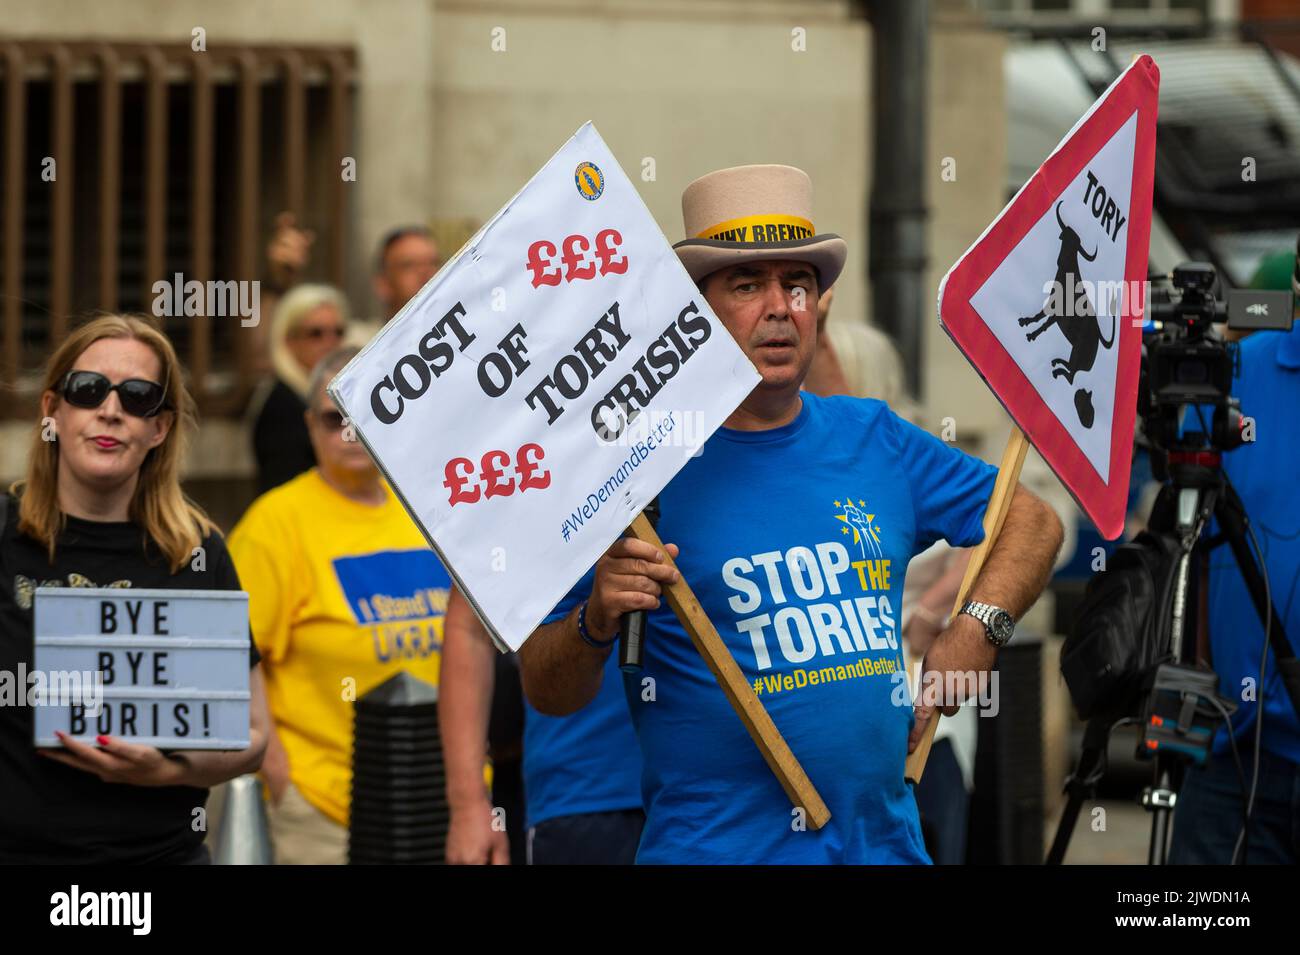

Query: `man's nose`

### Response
(761, 280, 791, 320)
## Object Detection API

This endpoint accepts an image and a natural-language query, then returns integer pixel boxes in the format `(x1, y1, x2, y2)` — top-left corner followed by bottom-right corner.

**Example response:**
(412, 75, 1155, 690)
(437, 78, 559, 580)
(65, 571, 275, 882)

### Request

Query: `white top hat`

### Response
(672, 164, 846, 291)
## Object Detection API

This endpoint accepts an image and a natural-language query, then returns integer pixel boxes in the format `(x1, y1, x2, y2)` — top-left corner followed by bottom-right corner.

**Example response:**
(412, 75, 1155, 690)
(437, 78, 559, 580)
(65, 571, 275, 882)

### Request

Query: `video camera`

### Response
(1138, 262, 1294, 480)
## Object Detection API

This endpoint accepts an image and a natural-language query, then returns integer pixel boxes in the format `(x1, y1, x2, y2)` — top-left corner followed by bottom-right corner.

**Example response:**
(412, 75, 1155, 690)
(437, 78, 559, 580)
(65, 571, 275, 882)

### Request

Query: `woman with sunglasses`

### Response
(251, 284, 351, 494)
(230, 346, 452, 864)
(0, 314, 270, 864)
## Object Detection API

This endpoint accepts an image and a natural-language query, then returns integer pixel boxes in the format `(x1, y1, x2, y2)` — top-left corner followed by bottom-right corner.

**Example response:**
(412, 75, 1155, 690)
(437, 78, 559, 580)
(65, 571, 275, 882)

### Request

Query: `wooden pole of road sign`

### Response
(904, 426, 1030, 784)
(627, 512, 832, 830)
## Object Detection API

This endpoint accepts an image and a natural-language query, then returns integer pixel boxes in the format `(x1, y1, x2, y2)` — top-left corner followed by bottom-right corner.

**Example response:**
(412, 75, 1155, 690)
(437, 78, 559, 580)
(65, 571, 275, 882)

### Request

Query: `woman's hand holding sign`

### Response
(584, 537, 681, 642)
(40, 731, 187, 786)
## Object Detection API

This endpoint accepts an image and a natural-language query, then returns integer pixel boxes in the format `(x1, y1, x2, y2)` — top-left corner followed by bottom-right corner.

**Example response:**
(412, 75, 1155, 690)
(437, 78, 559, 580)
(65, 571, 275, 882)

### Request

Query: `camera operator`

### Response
(1169, 256, 1300, 864)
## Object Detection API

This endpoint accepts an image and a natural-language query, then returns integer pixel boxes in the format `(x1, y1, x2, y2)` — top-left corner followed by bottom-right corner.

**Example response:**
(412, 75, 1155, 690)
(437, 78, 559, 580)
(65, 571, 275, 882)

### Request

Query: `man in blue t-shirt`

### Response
(519, 164, 1065, 863)
(1170, 315, 1300, 865)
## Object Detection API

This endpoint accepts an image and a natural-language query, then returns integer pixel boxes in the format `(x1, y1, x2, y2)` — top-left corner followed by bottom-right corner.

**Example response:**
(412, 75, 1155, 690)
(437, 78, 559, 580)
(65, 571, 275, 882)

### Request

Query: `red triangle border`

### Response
(939, 55, 1160, 541)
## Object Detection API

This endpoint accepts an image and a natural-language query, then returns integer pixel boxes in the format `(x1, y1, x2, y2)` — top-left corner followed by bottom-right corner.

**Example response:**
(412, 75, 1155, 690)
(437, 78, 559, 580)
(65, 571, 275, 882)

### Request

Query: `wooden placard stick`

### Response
(627, 512, 832, 830)
(904, 426, 1030, 784)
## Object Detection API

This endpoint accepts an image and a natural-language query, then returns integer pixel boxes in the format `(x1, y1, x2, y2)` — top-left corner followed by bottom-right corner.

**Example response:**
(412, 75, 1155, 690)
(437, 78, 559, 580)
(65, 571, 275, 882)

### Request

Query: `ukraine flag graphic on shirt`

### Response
(332, 549, 451, 663)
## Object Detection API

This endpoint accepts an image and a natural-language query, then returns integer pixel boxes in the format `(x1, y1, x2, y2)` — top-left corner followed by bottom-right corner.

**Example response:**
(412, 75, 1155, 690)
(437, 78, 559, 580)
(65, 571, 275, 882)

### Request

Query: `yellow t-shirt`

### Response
(229, 470, 449, 825)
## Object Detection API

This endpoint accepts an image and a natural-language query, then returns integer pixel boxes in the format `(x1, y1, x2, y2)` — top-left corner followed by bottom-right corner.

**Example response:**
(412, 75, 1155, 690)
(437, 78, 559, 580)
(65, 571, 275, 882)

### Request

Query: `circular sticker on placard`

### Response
(574, 162, 604, 201)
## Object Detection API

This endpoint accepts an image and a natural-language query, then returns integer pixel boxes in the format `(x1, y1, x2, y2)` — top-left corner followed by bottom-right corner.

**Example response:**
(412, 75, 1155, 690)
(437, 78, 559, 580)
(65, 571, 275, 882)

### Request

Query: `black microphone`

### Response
(619, 497, 660, 673)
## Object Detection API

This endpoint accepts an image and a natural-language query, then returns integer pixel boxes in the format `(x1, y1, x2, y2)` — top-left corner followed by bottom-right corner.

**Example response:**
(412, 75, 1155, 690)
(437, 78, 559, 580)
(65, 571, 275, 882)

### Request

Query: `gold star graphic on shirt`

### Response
(834, 510, 875, 547)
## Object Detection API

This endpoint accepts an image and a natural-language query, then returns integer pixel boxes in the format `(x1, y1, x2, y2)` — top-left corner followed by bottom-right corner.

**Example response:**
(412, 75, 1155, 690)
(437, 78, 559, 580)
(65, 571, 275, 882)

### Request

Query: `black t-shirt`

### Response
(0, 494, 260, 864)
(252, 378, 316, 494)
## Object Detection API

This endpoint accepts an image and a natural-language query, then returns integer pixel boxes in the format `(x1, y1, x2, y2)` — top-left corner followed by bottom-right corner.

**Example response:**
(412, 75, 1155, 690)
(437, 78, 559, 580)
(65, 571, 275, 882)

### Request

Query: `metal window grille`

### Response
(0, 40, 357, 416)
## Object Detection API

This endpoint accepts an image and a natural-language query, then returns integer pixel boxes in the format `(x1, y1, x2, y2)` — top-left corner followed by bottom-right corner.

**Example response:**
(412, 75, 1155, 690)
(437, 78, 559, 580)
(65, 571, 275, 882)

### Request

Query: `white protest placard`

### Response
(330, 122, 760, 651)
(33, 588, 251, 750)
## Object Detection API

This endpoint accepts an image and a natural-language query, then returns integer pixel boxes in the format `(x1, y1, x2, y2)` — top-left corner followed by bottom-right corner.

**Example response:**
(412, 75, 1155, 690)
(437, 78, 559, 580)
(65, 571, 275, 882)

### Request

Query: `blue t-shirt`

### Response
(522, 649, 643, 827)
(1207, 325, 1300, 764)
(545, 393, 997, 863)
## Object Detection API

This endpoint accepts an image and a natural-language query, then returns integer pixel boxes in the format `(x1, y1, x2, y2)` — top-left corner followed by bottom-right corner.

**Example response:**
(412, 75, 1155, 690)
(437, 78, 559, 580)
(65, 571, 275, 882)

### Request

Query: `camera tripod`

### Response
(1047, 455, 1299, 865)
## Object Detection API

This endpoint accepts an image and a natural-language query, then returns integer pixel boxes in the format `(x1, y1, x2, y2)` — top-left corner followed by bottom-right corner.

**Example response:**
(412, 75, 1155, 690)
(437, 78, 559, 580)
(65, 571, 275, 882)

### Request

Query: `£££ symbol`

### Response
(444, 443, 552, 506)
(526, 230, 628, 288)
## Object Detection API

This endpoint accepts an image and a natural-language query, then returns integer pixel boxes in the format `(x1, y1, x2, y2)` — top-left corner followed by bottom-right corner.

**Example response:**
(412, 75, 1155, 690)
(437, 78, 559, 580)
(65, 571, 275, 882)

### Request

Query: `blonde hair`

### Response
(10, 314, 215, 571)
(824, 319, 921, 423)
(269, 284, 351, 399)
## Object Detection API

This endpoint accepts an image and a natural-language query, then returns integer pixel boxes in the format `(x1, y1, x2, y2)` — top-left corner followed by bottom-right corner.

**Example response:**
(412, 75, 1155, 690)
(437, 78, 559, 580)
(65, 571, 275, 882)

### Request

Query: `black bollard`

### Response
(348, 672, 449, 865)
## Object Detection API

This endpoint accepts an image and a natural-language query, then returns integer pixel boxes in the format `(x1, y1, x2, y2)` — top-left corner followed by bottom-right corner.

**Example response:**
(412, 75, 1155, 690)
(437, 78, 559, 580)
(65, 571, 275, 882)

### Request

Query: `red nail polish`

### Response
(96, 735, 110, 745)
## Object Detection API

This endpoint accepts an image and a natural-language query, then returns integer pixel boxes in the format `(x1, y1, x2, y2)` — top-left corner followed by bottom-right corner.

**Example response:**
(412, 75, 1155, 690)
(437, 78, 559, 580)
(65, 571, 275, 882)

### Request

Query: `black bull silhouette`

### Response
(1017, 202, 1116, 429)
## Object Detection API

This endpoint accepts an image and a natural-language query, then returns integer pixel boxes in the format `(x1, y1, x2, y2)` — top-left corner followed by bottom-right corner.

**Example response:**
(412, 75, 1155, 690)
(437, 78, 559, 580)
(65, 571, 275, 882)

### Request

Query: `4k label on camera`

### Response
(937, 55, 1159, 540)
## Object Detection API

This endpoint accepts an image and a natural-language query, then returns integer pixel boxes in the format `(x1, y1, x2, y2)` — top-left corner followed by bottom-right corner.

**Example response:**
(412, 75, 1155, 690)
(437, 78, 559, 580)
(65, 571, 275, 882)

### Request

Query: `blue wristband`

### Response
(577, 601, 617, 649)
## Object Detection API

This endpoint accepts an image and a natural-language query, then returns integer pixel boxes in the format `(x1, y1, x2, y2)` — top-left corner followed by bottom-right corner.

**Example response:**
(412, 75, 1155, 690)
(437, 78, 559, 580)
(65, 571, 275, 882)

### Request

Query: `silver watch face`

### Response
(990, 610, 1014, 645)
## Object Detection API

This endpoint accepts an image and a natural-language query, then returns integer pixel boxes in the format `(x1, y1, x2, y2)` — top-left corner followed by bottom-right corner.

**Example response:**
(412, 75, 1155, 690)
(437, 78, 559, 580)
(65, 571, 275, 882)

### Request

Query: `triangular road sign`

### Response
(939, 55, 1159, 540)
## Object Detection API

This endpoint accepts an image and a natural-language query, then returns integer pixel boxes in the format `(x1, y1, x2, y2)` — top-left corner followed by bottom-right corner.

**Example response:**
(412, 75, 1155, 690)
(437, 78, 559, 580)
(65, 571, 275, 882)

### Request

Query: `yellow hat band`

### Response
(695, 214, 815, 244)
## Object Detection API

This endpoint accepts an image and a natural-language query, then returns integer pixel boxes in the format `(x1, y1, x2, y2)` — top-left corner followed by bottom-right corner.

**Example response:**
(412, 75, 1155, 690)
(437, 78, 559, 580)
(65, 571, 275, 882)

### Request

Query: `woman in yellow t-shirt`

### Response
(229, 346, 450, 864)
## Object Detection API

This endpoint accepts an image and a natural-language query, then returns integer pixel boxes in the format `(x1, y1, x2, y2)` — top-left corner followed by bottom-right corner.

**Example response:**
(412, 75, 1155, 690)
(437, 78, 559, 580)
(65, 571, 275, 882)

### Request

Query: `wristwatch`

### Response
(959, 600, 1015, 647)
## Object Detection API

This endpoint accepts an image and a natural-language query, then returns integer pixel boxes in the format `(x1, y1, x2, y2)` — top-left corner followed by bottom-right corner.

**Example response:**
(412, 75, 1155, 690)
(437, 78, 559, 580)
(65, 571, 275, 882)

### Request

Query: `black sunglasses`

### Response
(315, 409, 347, 431)
(59, 370, 170, 418)
(292, 325, 345, 342)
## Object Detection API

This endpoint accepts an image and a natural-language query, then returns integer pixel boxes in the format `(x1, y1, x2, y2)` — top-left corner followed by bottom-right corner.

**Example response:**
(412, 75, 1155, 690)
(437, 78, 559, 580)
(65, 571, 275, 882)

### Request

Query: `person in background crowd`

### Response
(250, 284, 351, 494)
(230, 346, 452, 865)
(256, 220, 440, 344)
(244, 211, 317, 376)
(441, 584, 644, 865)
(481, 634, 528, 865)
(1170, 242, 1300, 864)
(0, 314, 269, 864)
(373, 225, 442, 325)
(440, 588, 511, 865)
(265, 212, 316, 292)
